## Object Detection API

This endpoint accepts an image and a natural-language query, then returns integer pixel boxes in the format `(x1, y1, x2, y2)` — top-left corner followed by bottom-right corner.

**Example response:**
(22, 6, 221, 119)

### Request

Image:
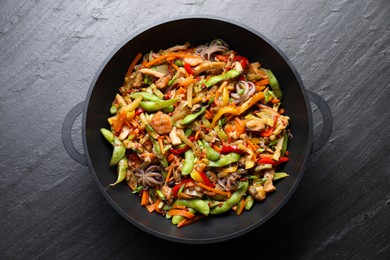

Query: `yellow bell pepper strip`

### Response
(237, 91, 265, 115)
(267, 69, 283, 100)
(205, 69, 241, 88)
(209, 106, 239, 129)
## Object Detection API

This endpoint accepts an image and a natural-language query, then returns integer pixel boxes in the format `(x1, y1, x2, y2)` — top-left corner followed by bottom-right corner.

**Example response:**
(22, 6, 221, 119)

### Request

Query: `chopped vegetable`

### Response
(101, 39, 292, 228)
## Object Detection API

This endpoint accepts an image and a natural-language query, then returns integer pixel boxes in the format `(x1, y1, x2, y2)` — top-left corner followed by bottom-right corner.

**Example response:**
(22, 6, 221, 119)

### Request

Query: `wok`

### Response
(62, 15, 333, 244)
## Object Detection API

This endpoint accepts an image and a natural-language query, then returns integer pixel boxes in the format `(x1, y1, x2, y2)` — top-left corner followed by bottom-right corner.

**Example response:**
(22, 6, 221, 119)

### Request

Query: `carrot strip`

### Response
(125, 53, 143, 79)
(176, 87, 187, 95)
(214, 90, 221, 106)
(247, 139, 258, 151)
(158, 137, 165, 155)
(144, 53, 199, 68)
(177, 215, 205, 228)
(212, 144, 222, 153)
(259, 153, 273, 159)
(234, 117, 245, 136)
(167, 153, 176, 162)
(170, 62, 180, 71)
(140, 190, 149, 206)
(165, 164, 173, 184)
(255, 78, 269, 86)
(194, 129, 201, 140)
(146, 198, 161, 213)
(177, 77, 197, 87)
(197, 182, 228, 196)
(236, 197, 245, 216)
(167, 209, 195, 219)
(113, 110, 126, 133)
(172, 204, 187, 210)
(205, 109, 213, 120)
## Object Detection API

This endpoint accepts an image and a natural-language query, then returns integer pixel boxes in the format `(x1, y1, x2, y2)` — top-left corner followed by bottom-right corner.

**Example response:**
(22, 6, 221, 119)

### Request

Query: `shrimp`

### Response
(150, 111, 173, 135)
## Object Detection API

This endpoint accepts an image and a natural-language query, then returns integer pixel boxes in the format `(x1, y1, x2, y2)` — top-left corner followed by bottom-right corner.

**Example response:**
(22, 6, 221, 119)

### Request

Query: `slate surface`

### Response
(1, 0, 389, 259)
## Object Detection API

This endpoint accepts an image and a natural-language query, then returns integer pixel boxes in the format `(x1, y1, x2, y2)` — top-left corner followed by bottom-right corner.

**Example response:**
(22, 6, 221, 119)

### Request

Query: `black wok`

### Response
(62, 15, 332, 244)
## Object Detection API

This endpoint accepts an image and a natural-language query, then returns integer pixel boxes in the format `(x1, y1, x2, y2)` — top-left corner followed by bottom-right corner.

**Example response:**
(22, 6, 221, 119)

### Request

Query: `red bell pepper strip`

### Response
(260, 127, 274, 137)
(134, 107, 144, 116)
(184, 63, 193, 75)
(170, 145, 190, 155)
(258, 158, 275, 165)
(220, 145, 246, 155)
(198, 171, 215, 188)
(277, 157, 289, 165)
(172, 178, 194, 197)
(233, 55, 249, 69)
(258, 156, 289, 166)
(260, 116, 278, 137)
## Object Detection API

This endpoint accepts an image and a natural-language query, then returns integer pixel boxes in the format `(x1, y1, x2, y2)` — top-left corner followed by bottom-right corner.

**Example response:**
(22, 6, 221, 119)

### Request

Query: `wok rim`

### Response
(81, 15, 313, 244)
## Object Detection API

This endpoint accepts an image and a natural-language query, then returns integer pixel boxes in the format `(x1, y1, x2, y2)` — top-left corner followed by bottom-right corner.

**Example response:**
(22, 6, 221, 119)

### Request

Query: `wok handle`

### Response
(307, 90, 333, 153)
(61, 101, 87, 165)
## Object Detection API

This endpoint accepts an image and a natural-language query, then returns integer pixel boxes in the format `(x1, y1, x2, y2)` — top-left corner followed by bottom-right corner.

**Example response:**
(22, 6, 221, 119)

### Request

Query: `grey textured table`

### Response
(1, 0, 389, 259)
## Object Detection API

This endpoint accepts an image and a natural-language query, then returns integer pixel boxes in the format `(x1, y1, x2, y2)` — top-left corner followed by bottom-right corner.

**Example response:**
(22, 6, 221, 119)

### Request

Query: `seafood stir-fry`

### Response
(100, 39, 291, 227)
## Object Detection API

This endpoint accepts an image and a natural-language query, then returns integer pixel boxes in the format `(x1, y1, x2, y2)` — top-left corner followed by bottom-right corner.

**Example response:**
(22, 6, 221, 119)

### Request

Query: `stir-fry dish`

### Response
(100, 39, 291, 228)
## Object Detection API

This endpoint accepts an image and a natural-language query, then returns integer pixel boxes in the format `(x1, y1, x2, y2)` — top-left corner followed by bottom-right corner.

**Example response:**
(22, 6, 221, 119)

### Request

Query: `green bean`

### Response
(174, 199, 210, 216)
(100, 128, 115, 146)
(181, 149, 194, 175)
(130, 92, 173, 113)
(181, 97, 213, 125)
(207, 152, 241, 167)
(110, 156, 128, 186)
(174, 59, 184, 67)
(139, 98, 178, 112)
(171, 208, 196, 225)
(274, 172, 289, 181)
(267, 69, 283, 99)
(281, 131, 288, 157)
(210, 180, 249, 214)
(205, 69, 241, 88)
(129, 92, 161, 102)
(202, 140, 220, 161)
(181, 106, 207, 125)
(244, 194, 254, 210)
(109, 105, 117, 114)
(109, 137, 126, 166)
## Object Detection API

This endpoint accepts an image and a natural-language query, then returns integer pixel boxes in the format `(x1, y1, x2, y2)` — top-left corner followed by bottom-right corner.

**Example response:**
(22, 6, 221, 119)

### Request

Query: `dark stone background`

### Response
(1, 0, 389, 259)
